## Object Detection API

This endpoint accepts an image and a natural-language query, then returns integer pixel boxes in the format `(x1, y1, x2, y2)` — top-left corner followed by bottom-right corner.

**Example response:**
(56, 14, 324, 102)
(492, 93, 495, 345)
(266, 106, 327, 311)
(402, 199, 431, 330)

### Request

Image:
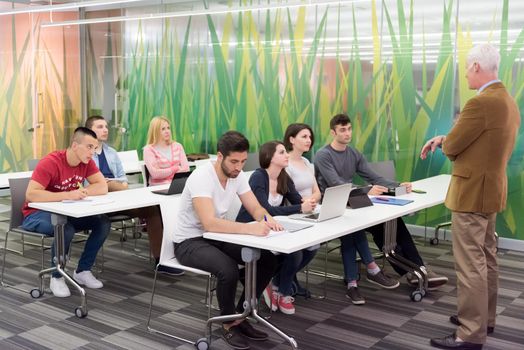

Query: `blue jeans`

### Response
(22, 210, 111, 278)
(340, 230, 374, 282)
(273, 248, 318, 296)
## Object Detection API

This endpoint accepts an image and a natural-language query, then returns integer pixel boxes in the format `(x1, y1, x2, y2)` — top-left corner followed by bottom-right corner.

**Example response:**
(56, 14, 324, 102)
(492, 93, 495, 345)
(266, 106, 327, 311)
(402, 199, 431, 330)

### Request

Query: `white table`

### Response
(27, 184, 171, 317)
(0, 171, 33, 189)
(203, 174, 451, 349)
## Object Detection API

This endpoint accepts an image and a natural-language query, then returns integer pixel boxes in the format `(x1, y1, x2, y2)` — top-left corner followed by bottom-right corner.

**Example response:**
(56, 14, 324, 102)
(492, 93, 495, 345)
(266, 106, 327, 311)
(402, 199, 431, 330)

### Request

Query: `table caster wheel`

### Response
(195, 338, 209, 350)
(120, 234, 127, 242)
(75, 307, 88, 318)
(411, 290, 423, 302)
(430, 238, 439, 245)
(30, 288, 42, 298)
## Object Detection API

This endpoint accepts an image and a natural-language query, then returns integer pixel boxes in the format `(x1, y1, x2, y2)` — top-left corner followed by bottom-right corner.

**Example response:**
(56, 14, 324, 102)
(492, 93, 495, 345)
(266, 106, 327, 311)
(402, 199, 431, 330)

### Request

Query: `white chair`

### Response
(117, 150, 140, 174)
(146, 200, 214, 349)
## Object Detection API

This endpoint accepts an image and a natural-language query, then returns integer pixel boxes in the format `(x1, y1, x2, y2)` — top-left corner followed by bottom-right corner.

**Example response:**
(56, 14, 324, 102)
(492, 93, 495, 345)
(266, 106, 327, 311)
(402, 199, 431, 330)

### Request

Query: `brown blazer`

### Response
(443, 82, 520, 213)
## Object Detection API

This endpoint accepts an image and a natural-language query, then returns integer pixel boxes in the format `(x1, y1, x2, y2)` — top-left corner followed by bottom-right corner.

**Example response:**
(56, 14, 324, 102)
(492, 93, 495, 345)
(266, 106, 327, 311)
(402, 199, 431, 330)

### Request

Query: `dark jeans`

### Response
(21, 210, 111, 278)
(175, 237, 277, 319)
(366, 217, 425, 276)
(339, 230, 375, 282)
(273, 248, 317, 296)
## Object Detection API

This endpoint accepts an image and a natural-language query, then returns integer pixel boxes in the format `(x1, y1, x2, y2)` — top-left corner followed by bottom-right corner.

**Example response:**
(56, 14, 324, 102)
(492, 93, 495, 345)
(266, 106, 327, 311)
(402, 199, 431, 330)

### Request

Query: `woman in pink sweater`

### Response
(143, 116, 190, 186)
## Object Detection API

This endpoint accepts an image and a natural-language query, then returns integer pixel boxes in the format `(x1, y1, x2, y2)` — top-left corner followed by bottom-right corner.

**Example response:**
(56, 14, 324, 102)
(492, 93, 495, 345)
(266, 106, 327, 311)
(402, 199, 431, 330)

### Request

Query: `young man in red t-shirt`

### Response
(22, 127, 111, 298)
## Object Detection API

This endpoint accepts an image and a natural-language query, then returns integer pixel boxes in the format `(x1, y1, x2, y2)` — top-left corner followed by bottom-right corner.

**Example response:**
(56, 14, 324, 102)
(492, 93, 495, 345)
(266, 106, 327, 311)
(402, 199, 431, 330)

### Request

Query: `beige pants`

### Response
(452, 211, 498, 344)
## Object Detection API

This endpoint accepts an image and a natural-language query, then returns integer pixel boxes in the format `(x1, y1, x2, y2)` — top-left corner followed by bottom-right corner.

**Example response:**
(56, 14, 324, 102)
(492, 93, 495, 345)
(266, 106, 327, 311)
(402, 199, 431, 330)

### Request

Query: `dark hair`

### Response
(71, 126, 98, 144)
(283, 123, 315, 151)
(259, 140, 291, 195)
(329, 113, 351, 130)
(217, 131, 250, 157)
(85, 115, 106, 129)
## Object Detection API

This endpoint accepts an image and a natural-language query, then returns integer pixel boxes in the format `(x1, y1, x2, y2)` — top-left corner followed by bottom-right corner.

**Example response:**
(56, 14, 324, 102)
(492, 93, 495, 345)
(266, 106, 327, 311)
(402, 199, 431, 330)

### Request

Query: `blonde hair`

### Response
(147, 116, 172, 145)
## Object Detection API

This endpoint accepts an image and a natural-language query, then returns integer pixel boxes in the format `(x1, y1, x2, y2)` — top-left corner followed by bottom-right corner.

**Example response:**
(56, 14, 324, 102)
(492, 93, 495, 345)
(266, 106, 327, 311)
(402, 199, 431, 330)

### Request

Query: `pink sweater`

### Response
(143, 142, 190, 186)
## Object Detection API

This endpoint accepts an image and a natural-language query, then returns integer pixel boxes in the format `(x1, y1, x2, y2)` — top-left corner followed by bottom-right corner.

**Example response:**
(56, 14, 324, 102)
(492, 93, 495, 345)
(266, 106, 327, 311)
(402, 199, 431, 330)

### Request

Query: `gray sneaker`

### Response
(346, 287, 365, 305)
(366, 271, 399, 289)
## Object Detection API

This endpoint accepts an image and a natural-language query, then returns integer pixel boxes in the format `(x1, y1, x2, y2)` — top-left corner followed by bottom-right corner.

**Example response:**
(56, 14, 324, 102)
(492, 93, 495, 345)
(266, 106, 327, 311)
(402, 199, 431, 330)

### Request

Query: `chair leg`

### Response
(1, 230, 10, 286)
(146, 267, 159, 330)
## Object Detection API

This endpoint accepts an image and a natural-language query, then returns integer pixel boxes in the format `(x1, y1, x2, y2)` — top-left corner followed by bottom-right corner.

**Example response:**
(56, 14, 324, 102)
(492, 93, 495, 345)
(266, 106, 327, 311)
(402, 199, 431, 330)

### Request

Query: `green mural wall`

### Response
(88, 0, 521, 239)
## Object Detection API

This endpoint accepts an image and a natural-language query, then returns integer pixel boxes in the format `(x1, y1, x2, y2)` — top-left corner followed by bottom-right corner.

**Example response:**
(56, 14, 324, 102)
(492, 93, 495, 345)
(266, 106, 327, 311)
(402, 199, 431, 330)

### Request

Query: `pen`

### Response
(77, 182, 83, 189)
(376, 197, 389, 202)
(263, 215, 268, 222)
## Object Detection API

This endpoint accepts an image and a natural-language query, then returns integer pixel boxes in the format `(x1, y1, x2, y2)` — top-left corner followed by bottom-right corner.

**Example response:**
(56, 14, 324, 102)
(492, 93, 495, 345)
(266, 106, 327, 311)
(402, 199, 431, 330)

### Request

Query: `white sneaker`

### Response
(50, 277, 71, 297)
(73, 270, 103, 289)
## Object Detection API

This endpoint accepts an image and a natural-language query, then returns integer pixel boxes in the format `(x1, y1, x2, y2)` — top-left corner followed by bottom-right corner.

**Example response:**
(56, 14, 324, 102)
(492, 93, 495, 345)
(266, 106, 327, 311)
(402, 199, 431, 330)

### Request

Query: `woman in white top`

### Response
(282, 123, 322, 298)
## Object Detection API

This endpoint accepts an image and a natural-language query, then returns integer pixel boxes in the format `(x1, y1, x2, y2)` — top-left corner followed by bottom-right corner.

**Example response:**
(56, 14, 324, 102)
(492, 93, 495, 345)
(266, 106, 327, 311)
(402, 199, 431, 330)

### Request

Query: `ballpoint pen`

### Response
(376, 197, 389, 202)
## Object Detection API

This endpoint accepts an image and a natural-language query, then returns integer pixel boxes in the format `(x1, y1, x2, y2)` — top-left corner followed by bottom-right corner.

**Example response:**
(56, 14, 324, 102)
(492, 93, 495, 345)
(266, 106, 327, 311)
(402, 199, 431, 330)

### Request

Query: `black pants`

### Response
(366, 217, 425, 276)
(175, 237, 277, 319)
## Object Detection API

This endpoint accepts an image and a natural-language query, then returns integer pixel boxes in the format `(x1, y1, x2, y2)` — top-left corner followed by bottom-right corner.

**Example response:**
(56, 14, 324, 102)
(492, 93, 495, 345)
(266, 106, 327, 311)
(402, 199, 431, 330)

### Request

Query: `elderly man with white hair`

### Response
(420, 44, 520, 349)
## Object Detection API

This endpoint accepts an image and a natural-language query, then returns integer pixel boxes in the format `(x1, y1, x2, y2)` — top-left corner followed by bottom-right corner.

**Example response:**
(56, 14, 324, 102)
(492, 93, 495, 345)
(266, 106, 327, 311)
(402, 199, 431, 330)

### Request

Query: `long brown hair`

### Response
(259, 141, 291, 195)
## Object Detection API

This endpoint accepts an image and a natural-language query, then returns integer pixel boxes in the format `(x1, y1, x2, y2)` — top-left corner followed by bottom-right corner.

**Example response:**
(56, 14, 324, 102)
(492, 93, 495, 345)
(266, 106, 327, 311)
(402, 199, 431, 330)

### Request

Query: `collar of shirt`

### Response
(478, 79, 501, 94)
(95, 142, 107, 155)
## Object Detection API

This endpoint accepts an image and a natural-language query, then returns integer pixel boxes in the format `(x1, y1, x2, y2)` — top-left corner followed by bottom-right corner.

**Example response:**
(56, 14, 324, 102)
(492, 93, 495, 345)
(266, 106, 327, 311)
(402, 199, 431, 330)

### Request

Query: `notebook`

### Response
(370, 196, 414, 206)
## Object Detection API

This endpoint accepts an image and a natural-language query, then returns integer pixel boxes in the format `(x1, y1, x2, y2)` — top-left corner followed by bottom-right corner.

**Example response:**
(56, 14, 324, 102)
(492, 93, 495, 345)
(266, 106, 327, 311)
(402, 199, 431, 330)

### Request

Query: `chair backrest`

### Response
(368, 160, 396, 182)
(158, 199, 180, 264)
(27, 159, 40, 171)
(243, 152, 260, 171)
(140, 163, 150, 187)
(117, 150, 140, 174)
(8, 177, 31, 230)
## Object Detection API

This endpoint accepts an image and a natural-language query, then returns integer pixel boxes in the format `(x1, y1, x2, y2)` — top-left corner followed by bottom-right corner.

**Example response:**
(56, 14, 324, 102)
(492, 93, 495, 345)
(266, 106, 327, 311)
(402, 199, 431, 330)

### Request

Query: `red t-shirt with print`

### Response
(22, 150, 99, 217)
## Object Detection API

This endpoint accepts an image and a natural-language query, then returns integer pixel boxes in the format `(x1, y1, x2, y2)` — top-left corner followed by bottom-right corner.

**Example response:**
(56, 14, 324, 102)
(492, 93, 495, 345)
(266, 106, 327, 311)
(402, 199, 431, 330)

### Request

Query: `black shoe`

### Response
(345, 287, 365, 305)
(237, 320, 269, 341)
(449, 315, 494, 334)
(222, 326, 250, 350)
(157, 265, 185, 276)
(430, 333, 482, 349)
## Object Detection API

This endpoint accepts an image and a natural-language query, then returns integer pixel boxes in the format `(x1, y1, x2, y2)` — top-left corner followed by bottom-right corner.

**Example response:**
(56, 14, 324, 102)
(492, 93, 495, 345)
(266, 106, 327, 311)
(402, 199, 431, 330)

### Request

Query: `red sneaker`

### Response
(278, 295, 295, 315)
(261, 284, 279, 311)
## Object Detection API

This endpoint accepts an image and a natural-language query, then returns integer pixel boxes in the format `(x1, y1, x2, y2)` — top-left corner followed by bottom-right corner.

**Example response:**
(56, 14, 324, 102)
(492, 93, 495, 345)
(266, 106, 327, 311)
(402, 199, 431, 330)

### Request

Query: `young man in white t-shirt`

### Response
(173, 131, 282, 350)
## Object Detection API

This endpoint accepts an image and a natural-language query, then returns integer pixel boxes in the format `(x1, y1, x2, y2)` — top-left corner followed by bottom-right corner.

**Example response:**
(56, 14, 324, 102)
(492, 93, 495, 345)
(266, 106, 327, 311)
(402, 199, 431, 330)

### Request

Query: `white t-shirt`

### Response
(172, 162, 251, 243)
(286, 157, 315, 197)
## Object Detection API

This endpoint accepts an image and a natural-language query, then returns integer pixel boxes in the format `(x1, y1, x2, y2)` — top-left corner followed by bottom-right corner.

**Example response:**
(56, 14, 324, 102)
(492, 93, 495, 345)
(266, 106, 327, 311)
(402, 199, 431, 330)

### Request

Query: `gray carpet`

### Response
(0, 212, 523, 350)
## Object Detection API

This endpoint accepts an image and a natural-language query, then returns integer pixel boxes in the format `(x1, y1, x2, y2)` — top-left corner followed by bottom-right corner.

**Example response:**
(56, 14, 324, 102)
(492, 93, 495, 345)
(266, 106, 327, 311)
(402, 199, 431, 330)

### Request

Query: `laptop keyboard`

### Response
(280, 221, 313, 232)
(304, 213, 319, 220)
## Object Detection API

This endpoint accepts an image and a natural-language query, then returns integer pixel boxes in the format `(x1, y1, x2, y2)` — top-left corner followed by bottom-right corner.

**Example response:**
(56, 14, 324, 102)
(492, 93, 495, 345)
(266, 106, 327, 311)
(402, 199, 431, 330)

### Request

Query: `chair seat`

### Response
(108, 214, 134, 222)
(12, 226, 47, 237)
(160, 257, 211, 276)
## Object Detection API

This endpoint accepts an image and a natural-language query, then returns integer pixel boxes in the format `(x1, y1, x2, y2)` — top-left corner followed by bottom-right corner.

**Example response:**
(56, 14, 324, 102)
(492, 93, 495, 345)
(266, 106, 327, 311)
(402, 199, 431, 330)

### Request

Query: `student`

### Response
(21, 127, 111, 298)
(236, 141, 317, 315)
(314, 114, 448, 302)
(143, 116, 190, 186)
(85, 116, 183, 275)
(283, 123, 322, 297)
(173, 131, 280, 350)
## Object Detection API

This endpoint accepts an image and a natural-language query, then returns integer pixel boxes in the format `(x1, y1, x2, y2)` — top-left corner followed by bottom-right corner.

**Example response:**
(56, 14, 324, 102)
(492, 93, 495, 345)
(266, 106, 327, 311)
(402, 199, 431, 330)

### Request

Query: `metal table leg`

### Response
(205, 247, 298, 349)
(382, 219, 428, 302)
(30, 213, 88, 318)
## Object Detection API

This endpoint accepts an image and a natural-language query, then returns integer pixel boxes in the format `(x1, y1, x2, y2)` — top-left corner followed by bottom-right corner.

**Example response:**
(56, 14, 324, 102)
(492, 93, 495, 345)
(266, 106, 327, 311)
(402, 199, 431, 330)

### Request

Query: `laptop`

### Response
(151, 171, 192, 195)
(347, 185, 374, 209)
(290, 183, 352, 222)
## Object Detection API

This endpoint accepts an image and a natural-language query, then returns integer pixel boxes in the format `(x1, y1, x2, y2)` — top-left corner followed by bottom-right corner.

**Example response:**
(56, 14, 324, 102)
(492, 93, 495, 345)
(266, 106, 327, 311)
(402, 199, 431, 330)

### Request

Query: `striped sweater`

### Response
(143, 142, 190, 186)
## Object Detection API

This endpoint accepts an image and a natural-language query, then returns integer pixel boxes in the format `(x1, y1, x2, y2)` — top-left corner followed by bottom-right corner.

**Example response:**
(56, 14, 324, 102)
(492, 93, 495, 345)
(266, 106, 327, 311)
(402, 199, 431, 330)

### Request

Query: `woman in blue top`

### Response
(236, 141, 316, 315)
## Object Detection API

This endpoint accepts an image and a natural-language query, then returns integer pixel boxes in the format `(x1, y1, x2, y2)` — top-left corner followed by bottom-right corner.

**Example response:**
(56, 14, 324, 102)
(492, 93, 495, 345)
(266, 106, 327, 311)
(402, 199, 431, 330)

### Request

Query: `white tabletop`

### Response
(0, 171, 33, 189)
(28, 184, 171, 217)
(203, 174, 451, 254)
